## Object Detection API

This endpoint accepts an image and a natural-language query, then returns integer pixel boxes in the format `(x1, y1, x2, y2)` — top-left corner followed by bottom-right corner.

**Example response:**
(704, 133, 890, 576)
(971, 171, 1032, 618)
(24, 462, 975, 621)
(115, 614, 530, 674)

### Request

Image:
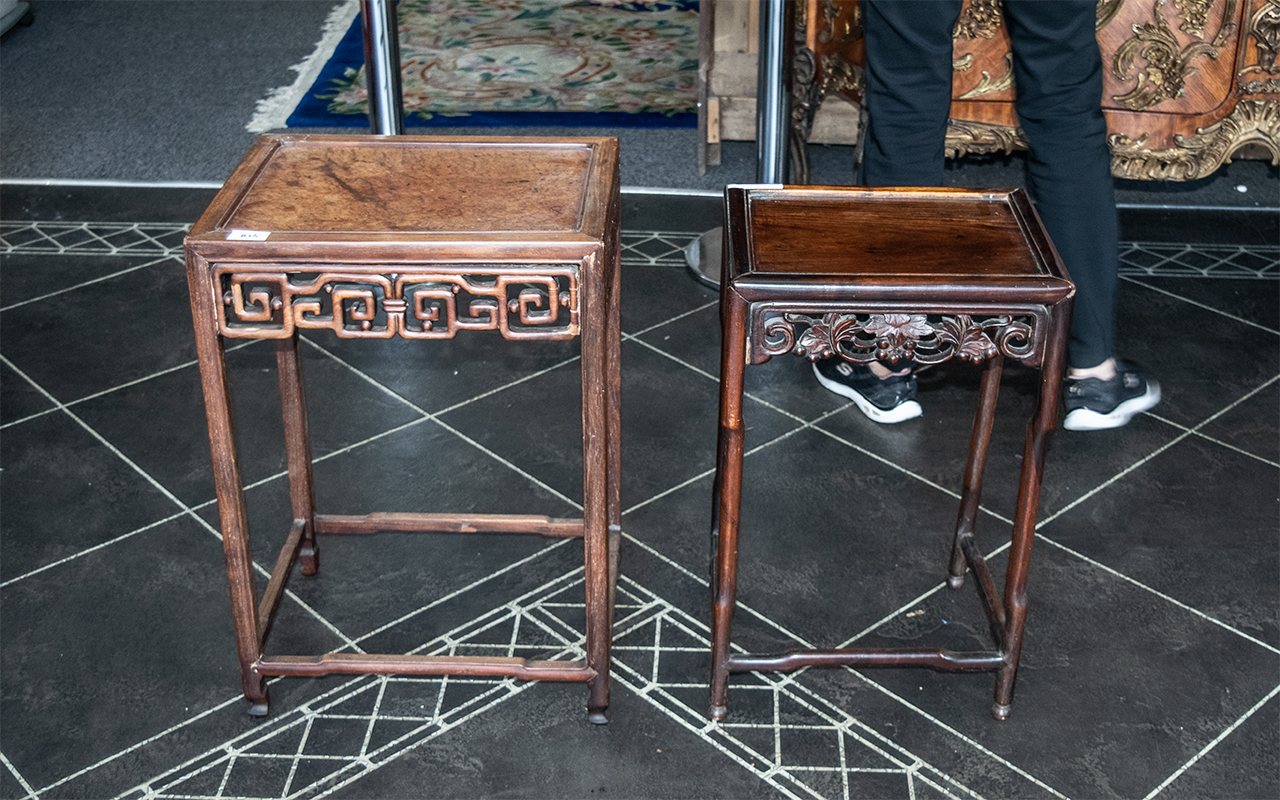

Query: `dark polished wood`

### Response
(709, 185, 1073, 722)
(185, 134, 622, 723)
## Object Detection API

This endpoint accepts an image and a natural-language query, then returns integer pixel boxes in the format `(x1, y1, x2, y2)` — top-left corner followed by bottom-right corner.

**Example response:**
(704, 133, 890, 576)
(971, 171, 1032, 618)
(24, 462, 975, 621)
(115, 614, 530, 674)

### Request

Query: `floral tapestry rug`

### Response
(284, 0, 699, 129)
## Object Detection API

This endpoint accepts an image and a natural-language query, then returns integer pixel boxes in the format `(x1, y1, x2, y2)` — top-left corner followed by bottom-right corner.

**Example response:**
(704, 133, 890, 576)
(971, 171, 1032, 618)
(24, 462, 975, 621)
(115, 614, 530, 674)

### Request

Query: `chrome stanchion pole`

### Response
(755, 0, 791, 185)
(360, 0, 404, 135)
(686, 0, 792, 288)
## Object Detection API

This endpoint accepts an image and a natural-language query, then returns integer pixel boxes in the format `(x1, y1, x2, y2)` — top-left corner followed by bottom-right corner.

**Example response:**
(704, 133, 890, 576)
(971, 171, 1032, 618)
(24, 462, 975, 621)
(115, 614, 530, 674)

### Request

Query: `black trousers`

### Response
(861, 0, 1117, 369)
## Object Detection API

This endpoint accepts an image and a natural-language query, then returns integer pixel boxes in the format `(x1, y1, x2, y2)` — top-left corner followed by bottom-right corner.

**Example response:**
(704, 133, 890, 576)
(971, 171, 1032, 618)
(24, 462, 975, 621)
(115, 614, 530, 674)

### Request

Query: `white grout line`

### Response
(1036, 533, 1280, 656)
(628, 298, 718, 337)
(841, 669, 1072, 800)
(428, 354, 583, 417)
(0, 179, 224, 189)
(610, 580, 996, 800)
(623, 330, 815, 426)
(4, 227, 1276, 799)
(835, 582, 951, 650)
(1120, 275, 1280, 334)
(0, 388, 417, 590)
(621, 399, 854, 517)
(1036, 375, 1279, 531)
(350, 539, 573, 645)
(27, 694, 249, 798)
(1145, 411, 1280, 468)
(1142, 683, 1280, 800)
(0, 356, 364, 653)
(299, 335, 583, 511)
(0, 340, 259, 432)
(0, 510, 190, 589)
(0, 751, 38, 800)
(0, 254, 179, 313)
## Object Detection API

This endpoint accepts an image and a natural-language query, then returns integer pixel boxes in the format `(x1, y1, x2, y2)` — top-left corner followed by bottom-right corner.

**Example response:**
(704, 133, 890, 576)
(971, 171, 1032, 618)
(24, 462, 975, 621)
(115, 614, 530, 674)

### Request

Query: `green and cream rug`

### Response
(251, 0, 699, 130)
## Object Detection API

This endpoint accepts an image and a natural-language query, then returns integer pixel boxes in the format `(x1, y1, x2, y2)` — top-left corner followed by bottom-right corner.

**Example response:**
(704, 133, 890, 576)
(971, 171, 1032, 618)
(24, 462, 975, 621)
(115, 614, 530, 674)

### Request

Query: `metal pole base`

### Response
(684, 226, 723, 289)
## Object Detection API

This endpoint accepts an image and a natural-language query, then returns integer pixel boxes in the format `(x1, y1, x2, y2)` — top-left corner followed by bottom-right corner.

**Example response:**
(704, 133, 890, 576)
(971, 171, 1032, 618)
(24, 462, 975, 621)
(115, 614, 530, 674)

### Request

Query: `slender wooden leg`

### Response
(605, 212, 623, 624)
(582, 250, 613, 724)
(709, 292, 749, 721)
(948, 355, 1003, 588)
(993, 304, 1070, 720)
(187, 254, 268, 716)
(276, 334, 318, 577)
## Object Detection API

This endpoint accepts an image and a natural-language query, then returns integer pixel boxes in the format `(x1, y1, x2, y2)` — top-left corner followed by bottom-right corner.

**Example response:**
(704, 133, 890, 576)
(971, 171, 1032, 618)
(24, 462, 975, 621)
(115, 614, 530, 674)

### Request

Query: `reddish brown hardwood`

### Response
(185, 134, 621, 723)
(709, 185, 1073, 722)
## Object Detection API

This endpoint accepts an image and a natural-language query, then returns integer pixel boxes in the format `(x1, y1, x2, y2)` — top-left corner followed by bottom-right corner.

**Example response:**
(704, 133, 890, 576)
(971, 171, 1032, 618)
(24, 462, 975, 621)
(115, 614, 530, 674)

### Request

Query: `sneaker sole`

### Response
(1062, 380, 1162, 431)
(812, 363, 923, 424)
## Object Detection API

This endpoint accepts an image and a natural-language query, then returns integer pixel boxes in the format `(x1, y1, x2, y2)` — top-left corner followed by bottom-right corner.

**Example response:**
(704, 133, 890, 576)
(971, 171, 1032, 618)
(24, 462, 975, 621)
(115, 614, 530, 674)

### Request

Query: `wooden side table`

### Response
(709, 185, 1074, 721)
(185, 134, 621, 722)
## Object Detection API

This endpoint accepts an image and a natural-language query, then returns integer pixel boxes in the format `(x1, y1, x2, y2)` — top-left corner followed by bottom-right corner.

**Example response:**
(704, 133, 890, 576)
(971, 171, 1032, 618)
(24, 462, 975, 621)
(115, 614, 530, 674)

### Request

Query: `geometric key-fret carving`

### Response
(215, 265, 580, 341)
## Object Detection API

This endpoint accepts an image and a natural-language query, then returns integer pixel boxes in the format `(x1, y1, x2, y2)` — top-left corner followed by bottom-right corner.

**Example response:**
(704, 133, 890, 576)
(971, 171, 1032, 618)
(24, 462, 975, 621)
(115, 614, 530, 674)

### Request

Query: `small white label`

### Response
(226, 229, 270, 241)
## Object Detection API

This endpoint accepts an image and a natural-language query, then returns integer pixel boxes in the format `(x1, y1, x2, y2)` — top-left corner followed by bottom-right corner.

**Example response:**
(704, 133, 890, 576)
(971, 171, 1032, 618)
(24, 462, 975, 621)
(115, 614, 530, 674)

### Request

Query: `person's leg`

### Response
(861, 0, 963, 187)
(1002, 0, 1159, 430)
(826, 1, 961, 423)
(1000, 0, 1117, 372)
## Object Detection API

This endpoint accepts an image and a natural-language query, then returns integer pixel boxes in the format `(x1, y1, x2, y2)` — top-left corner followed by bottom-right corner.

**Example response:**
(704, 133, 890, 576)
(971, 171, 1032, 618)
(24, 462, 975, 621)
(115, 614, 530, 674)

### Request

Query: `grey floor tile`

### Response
(0, 516, 341, 791)
(0, 410, 180, 582)
(0, 257, 197, 403)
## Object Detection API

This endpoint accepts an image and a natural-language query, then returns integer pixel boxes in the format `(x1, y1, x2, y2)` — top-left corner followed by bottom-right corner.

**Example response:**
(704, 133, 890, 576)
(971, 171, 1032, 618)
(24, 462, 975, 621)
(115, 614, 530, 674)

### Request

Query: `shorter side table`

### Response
(709, 185, 1074, 720)
(185, 134, 621, 722)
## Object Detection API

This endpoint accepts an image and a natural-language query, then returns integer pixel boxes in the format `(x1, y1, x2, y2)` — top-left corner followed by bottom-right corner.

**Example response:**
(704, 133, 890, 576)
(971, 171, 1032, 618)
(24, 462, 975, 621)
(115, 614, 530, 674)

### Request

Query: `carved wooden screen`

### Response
(715, 0, 1280, 180)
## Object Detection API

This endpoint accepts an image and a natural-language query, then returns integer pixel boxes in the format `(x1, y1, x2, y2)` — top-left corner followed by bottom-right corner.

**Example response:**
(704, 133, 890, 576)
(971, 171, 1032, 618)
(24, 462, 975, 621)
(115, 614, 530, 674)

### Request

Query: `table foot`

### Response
(587, 708, 609, 725)
(947, 573, 966, 590)
(248, 698, 270, 717)
(991, 701, 1011, 720)
(300, 544, 319, 577)
(709, 704, 727, 721)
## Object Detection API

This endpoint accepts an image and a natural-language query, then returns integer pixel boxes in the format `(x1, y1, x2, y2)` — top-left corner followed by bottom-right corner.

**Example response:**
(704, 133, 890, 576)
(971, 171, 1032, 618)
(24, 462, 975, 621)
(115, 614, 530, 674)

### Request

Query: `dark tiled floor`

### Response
(1, 187, 1277, 799)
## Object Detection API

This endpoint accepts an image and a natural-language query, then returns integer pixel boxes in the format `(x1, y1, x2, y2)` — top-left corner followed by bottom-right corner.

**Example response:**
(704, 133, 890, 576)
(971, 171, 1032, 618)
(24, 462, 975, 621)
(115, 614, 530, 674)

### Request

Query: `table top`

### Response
(186, 134, 619, 261)
(724, 185, 1074, 305)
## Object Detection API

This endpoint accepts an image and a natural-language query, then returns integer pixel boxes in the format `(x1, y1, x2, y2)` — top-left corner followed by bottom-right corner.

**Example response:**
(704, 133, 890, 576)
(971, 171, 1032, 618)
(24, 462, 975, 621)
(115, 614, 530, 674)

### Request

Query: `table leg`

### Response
(277, 335, 318, 576)
(583, 249, 613, 724)
(993, 303, 1071, 720)
(948, 354, 1003, 589)
(606, 201, 623, 625)
(186, 254, 268, 715)
(709, 292, 749, 721)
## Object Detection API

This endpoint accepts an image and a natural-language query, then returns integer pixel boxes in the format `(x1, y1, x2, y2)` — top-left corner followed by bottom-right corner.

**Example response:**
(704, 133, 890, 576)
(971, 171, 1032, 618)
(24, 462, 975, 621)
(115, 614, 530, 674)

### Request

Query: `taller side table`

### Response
(709, 185, 1074, 721)
(185, 134, 621, 722)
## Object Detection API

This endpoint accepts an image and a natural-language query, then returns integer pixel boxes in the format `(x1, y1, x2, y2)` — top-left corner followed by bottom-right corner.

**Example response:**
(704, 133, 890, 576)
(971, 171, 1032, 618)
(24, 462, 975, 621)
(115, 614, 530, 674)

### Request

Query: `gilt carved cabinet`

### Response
(699, 0, 1280, 181)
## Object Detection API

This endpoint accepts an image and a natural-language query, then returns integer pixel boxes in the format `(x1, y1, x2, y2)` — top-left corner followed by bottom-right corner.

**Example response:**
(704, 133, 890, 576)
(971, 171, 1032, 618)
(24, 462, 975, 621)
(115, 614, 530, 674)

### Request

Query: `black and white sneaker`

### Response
(1062, 360, 1161, 431)
(812, 358, 922, 424)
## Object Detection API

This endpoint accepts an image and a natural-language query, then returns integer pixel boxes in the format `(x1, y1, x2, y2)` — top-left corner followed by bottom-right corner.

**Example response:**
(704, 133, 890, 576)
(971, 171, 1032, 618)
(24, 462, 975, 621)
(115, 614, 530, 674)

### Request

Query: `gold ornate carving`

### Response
(1211, 0, 1239, 46)
(761, 312, 1038, 365)
(945, 119, 1030, 158)
(958, 52, 1015, 98)
(953, 0, 1004, 40)
(1108, 98, 1280, 178)
(819, 53, 866, 98)
(1252, 1, 1280, 69)
(1241, 78, 1280, 93)
(817, 0, 861, 46)
(216, 267, 579, 340)
(1112, 0, 1219, 110)
(1173, 0, 1212, 36)
(1098, 0, 1128, 30)
(953, 53, 975, 71)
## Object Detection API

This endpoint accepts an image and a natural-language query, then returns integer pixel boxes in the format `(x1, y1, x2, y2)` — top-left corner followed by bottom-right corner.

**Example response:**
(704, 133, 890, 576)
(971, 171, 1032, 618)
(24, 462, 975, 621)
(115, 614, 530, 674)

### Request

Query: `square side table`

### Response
(710, 185, 1074, 720)
(185, 134, 621, 722)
